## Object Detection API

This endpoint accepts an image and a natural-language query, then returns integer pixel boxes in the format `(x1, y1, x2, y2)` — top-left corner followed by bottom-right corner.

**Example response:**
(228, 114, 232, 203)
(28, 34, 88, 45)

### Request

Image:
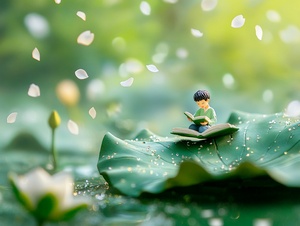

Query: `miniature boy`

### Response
(188, 90, 217, 133)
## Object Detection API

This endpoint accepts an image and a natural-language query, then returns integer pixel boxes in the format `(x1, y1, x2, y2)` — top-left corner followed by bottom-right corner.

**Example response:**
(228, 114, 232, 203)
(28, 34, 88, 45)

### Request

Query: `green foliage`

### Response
(98, 111, 300, 197)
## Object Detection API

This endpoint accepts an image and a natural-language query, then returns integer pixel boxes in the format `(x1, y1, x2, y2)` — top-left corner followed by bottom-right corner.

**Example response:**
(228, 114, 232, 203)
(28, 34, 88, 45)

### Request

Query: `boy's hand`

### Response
(200, 122, 208, 125)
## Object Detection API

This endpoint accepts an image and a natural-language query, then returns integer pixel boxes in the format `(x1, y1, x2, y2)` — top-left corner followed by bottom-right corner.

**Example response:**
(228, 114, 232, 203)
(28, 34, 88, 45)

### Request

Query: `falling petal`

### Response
(231, 15, 245, 28)
(266, 10, 281, 23)
(89, 107, 97, 119)
(140, 1, 151, 16)
(75, 69, 89, 80)
(146, 64, 159, 73)
(77, 30, 94, 46)
(32, 48, 40, 61)
(54, 0, 61, 4)
(191, 28, 203, 38)
(7, 112, 17, 124)
(28, 84, 40, 97)
(68, 120, 79, 135)
(120, 77, 134, 87)
(24, 13, 50, 39)
(76, 11, 86, 21)
(285, 100, 300, 117)
(255, 25, 263, 40)
(201, 0, 218, 11)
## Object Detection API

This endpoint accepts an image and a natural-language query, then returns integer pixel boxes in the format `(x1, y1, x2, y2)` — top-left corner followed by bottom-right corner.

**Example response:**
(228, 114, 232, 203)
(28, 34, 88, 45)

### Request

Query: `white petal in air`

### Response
(146, 64, 159, 73)
(89, 107, 97, 119)
(76, 11, 86, 21)
(201, 0, 218, 11)
(255, 25, 263, 40)
(191, 28, 203, 38)
(32, 48, 40, 61)
(120, 77, 134, 87)
(77, 30, 94, 46)
(68, 120, 79, 135)
(28, 84, 40, 97)
(54, 0, 61, 4)
(7, 112, 18, 124)
(231, 15, 245, 28)
(75, 69, 89, 80)
(140, 1, 151, 16)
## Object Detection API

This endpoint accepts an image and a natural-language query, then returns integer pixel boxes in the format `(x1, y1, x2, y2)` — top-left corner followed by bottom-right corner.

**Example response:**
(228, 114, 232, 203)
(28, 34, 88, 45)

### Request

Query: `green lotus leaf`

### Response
(97, 111, 300, 197)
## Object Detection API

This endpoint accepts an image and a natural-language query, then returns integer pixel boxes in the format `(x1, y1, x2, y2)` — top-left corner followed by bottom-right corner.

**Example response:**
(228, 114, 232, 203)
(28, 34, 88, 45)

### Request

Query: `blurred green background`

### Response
(1, 0, 300, 153)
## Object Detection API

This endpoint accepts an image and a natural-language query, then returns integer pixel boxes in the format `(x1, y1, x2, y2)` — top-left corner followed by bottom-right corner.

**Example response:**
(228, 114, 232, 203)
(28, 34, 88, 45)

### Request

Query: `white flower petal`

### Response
(191, 28, 203, 38)
(68, 120, 79, 135)
(140, 1, 151, 16)
(285, 100, 300, 117)
(75, 69, 89, 80)
(28, 84, 40, 97)
(32, 48, 40, 61)
(120, 77, 134, 87)
(255, 25, 263, 40)
(76, 11, 86, 21)
(7, 112, 17, 124)
(146, 64, 159, 73)
(54, 0, 61, 4)
(201, 0, 218, 11)
(89, 107, 97, 119)
(24, 13, 50, 39)
(231, 15, 245, 28)
(77, 30, 94, 46)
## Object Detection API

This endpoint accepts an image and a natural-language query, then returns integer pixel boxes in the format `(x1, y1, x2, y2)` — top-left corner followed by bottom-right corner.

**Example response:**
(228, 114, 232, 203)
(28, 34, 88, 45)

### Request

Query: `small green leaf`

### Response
(34, 193, 57, 221)
(8, 174, 34, 211)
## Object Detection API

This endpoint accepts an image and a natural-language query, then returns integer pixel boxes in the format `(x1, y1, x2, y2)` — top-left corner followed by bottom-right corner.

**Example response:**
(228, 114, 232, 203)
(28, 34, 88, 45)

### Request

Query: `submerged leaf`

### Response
(98, 111, 300, 197)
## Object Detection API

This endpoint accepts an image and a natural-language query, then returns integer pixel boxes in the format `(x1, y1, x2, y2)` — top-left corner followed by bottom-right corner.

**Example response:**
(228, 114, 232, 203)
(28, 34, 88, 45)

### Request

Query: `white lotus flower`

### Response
(9, 168, 89, 224)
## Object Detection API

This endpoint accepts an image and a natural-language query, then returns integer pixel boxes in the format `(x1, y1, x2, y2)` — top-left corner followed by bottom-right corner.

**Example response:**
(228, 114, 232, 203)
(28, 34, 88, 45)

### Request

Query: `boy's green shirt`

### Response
(194, 107, 217, 125)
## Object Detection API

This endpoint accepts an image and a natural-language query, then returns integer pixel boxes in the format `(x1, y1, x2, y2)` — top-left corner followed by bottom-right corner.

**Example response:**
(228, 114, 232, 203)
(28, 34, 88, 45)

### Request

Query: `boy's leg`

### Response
(189, 124, 199, 131)
(199, 125, 210, 133)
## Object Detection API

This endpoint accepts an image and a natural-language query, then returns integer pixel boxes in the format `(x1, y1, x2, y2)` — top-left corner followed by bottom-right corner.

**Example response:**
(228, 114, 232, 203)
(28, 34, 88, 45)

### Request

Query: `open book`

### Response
(171, 123, 239, 139)
(184, 111, 210, 125)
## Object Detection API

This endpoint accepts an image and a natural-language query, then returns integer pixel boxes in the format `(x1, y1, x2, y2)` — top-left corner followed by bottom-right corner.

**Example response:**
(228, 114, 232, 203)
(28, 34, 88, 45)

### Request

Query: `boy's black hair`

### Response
(193, 90, 210, 101)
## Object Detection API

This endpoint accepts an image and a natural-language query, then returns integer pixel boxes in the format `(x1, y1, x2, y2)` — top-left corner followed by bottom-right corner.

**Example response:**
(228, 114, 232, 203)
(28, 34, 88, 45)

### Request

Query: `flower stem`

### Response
(51, 128, 57, 171)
